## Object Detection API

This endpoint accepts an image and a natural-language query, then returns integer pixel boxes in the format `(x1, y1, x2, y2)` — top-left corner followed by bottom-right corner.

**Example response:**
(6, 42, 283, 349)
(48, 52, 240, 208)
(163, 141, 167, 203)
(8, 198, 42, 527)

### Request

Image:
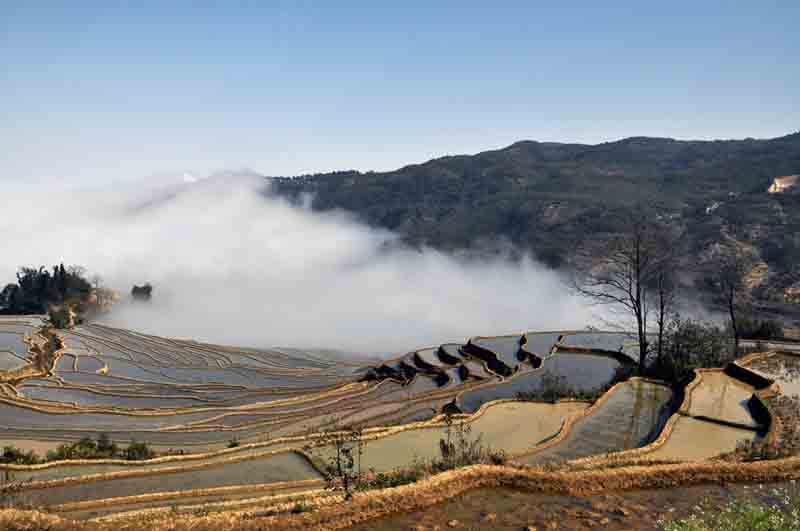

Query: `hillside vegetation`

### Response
(272, 132, 800, 324)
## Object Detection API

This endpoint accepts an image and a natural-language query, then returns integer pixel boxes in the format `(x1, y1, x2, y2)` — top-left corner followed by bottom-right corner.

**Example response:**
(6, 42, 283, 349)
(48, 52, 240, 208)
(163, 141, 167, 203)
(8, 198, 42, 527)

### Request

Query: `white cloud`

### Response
(2, 174, 594, 355)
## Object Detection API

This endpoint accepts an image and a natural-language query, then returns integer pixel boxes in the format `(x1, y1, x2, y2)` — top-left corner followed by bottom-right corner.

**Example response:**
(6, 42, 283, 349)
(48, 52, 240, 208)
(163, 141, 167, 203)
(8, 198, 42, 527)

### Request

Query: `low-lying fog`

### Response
(2, 174, 596, 354)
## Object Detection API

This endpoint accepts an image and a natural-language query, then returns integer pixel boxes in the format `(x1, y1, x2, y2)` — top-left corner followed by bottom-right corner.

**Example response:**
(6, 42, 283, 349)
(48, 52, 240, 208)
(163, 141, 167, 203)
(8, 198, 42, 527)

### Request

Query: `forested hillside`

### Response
(272, 133, 800, 323)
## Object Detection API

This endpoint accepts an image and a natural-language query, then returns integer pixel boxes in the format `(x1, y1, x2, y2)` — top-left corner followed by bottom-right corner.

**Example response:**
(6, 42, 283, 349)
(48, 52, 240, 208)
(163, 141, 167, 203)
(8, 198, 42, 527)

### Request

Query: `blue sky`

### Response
(2, 1, 798, 186)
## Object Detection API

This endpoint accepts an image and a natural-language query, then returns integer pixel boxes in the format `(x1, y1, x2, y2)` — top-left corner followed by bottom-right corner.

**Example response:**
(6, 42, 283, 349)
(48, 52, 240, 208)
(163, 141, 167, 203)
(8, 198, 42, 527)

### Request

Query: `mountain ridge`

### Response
(274, 131, 800, 180)
(270, 131, 800, 324)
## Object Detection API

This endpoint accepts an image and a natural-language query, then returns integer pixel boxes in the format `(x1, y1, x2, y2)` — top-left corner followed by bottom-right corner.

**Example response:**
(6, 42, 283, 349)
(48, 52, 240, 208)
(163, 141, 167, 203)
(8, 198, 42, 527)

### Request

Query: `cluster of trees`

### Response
(573, 204, 785, 379)
(0, 264, 134, 327)
(0, 264, 92, 315)
(0, 435, 154, 465)
(737, 317, 785, 341)
(645, 318, 733, 382)
(131, 283, 153, 301)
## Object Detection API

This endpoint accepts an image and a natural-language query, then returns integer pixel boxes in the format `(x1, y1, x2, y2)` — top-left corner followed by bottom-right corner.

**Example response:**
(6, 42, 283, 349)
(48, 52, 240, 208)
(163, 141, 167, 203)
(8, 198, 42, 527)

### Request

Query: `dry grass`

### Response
(5, 457, 800, 530)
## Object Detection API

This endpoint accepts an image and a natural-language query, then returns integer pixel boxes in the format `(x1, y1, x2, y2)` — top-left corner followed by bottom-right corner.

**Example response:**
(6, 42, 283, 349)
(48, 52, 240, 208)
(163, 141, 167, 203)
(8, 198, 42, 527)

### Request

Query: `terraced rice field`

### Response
(0, 350, 29, 371)
(316, 401, 589, 472)
(0, 321, 782, 521)
(648, 416, 760, 461)
(521, 380, 673, 464)
(0, 321, 39, 374)
(458, 352, 623, 413)
(741, 353, 800, 397)
(637, 368, 764, 462)
(471, 335, 525, 370)
(24, 451, 320, 507)
(558, 332, 633, 353)
(521, 332, 561, 356)
(683, 371, 759, 428)
(0, 333, 29, 354)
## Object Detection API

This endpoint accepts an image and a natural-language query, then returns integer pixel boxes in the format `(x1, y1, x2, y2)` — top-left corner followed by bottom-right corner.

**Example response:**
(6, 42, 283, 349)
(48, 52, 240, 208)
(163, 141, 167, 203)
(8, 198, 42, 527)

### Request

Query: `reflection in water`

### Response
(685, 372, 757, 427)
(473, 336, 524, 369)
(522, 380, 673, 464)
(0, 332, 28, 354)
(649, 416, 760, 461)
(459, 353, 622, 413)
(521, 332, 561, 357)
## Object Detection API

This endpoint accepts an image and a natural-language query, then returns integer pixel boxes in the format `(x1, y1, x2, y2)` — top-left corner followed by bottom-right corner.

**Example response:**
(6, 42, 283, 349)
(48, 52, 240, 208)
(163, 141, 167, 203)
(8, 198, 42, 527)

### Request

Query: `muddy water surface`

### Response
(521, 332, 561, 356)
(20, 451, 319, 507)
(459, 353, 621, 414)
(316, 401, 589, 473)
(472, 336, 524, 369)
(0, 332, 28, 354)
(685, 371, 757, 427)
(649, 416, 759, 461)
(744, 354, 800, 397)
(522, 380, 673, 464)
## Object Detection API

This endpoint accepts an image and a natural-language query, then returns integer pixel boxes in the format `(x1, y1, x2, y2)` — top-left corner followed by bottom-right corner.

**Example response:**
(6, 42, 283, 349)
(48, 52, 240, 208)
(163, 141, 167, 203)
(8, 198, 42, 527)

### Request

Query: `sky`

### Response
(2, 1, 799, 186)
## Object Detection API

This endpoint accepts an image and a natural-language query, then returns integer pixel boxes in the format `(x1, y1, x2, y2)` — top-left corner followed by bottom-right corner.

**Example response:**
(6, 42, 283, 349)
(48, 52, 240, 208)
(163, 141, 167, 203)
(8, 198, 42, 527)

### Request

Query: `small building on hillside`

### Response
(768, 174, 799, 193)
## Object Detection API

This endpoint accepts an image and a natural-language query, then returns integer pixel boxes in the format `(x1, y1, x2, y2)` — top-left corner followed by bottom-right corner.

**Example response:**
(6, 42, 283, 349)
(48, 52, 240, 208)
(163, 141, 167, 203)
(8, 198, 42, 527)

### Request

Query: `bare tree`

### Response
(714, 251, 749, 354)
(650, 228, 682, 365)
(90, 274, 106, 307)
(305, 426, 364, 500)
(652, 271, 675, 364)
(574, 206, 671, 374)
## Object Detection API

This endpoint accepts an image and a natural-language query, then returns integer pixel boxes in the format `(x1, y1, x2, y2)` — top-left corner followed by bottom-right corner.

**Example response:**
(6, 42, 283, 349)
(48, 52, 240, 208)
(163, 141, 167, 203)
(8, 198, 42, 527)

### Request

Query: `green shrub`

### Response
(290, 502, 313, 514)
(661, 490, 800, 531)
(738, 318, 785, 341)
(645, 318, 733, 383)
(359, 466, 426, 490)
(96, 433, 118, 457)
(47, 306, 71, 329)
(0, 446, 40, 465)
(430, 414, 507, 472)
(72, 437, 99, 458)
(124, 440, 155, 461)
(734, 439, 784, 462)
(45, 434, 120, 461)
(46, 443, 75, 461)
